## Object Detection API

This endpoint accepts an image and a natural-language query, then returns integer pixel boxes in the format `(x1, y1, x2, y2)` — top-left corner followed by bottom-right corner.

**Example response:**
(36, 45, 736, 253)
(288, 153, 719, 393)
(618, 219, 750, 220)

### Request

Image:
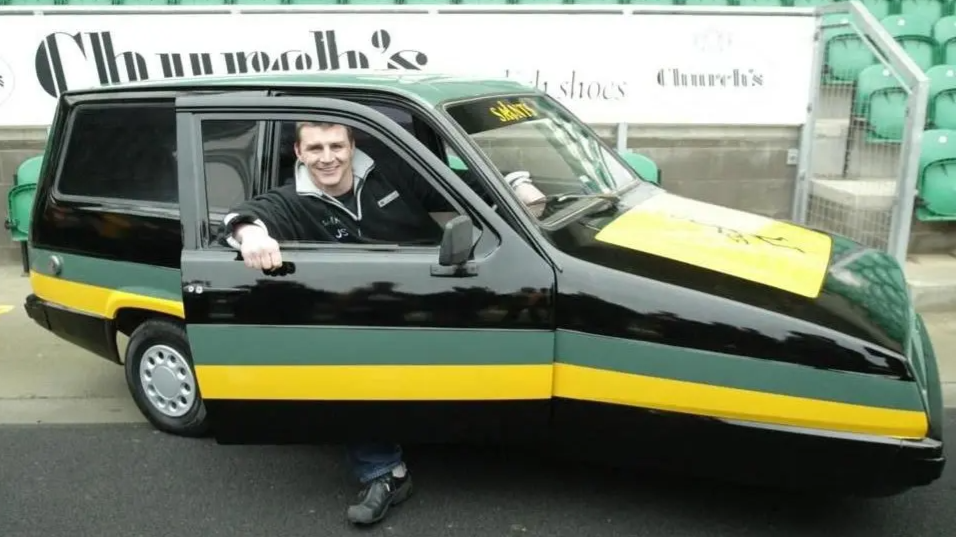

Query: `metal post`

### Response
(838, 1, 928, 263)
(20, 242, 29, 275)
(792, 10, 828, 224)
(616, 123, 628, 152)
(889, 79, 928, 264)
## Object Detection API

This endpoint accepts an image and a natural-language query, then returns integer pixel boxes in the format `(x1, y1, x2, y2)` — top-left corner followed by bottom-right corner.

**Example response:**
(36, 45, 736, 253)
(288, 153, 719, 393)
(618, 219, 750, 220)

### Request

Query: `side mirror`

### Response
(618, 150, 661, 186)
(432, 215, 477, 277)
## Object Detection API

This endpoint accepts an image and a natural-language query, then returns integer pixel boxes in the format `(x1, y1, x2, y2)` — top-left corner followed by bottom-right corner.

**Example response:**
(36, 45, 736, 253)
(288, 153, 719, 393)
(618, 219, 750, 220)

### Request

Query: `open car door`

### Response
(173, 92, 558, 445)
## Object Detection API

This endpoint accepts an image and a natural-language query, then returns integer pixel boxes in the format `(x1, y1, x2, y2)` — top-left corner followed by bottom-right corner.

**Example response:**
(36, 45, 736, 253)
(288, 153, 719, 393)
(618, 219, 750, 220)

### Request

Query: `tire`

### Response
(124, 318, 209, 438)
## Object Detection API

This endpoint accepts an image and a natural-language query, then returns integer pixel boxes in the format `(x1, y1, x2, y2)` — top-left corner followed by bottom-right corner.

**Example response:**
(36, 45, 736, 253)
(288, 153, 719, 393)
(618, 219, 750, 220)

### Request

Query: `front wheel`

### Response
(124, 318, 209, 437)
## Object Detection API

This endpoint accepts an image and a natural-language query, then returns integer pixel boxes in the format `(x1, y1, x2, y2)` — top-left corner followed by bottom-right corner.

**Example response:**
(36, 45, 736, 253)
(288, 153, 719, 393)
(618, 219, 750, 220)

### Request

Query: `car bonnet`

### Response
(587, 191, 834, 300)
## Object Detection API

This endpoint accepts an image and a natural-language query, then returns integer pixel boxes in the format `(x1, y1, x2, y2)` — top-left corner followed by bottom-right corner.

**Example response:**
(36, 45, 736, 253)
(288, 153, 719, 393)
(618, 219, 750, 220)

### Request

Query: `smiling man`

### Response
(219, 120, 544, 526)
(222, 121, 454, 265)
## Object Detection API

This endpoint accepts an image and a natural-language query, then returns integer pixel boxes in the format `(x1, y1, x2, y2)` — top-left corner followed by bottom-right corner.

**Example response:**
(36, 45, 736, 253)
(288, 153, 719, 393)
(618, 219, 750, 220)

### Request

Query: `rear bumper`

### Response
(24, 293, 120, 364)
(24, 292, 49, 329)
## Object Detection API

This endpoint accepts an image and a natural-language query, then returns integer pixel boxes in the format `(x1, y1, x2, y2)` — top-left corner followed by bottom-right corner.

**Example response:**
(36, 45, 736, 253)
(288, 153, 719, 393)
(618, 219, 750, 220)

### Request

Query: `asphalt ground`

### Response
(0, 418, 955, 537)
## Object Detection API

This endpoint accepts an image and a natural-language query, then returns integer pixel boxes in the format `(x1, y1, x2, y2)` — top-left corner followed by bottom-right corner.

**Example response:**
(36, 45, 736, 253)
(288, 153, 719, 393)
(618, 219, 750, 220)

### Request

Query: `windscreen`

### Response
(444, 95, 640, 205)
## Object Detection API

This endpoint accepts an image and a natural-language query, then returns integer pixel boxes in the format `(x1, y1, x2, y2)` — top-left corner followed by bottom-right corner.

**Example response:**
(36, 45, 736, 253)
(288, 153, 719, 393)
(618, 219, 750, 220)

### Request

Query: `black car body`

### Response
(16, 72, 945, 498)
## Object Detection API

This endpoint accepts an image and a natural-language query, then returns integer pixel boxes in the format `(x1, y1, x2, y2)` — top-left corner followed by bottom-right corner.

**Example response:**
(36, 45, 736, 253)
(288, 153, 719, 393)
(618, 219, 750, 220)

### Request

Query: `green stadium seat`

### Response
(447, 155, 467, 172)
(5, 183, 35, 243)
(618, 150, 660, 185)
(927, 64, 956, 128)
(916, 129, 956, 220)
(934, 15, 956, 64)
(822, 13, 877, 84)
(682, 0, 730, 5)
(13, 156, 43, 187)
(898, 0, 947, 24)
(857, 0, 894, 19)
(866, 90, 909, 141)
(881, 14, 938, 72)
(792, 0, 838, 6)
(736, 0, 784, 5)
(5, 153, 40, 249)
(854, 64, 908, 141)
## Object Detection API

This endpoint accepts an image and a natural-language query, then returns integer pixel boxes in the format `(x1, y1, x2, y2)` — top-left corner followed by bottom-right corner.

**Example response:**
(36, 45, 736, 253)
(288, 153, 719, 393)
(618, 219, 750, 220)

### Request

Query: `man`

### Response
(221, 121, 544, 526)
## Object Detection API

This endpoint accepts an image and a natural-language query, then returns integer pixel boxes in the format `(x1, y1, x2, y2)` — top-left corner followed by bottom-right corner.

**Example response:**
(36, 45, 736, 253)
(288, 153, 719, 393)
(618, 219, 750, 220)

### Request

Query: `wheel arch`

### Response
(113, 306, 186, 363)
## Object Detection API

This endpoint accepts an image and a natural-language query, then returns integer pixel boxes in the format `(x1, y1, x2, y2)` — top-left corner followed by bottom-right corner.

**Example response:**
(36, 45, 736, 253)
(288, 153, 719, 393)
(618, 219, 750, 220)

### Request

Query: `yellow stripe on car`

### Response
(552, 363, 928, 440)
(29, 271, 184, 319)
(195, 361, 926, 440)
(195, 364, 555, 401)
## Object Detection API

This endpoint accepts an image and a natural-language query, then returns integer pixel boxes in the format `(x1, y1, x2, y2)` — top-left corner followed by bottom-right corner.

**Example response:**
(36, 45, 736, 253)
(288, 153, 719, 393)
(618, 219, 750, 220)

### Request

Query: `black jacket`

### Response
(222, 150, 462, 246)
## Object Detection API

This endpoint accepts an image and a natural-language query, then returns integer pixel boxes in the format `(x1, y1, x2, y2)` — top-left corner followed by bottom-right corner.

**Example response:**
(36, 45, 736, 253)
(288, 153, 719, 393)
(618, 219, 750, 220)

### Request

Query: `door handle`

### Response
(183, 283, 250, 295)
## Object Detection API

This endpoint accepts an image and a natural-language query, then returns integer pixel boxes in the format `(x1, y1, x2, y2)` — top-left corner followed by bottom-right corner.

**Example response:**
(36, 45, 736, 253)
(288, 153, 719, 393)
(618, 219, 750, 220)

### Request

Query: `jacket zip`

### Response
(299, 164, 374, 228)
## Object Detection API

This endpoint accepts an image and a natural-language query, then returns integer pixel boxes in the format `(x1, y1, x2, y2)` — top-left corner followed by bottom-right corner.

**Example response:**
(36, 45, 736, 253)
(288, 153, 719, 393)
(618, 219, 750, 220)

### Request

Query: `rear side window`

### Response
(56, 103, 178, 204)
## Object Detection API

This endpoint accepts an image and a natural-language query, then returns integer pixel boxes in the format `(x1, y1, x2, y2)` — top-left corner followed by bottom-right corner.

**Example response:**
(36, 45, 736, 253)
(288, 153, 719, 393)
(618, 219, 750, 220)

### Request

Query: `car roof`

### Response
(64, 70, 537, 109)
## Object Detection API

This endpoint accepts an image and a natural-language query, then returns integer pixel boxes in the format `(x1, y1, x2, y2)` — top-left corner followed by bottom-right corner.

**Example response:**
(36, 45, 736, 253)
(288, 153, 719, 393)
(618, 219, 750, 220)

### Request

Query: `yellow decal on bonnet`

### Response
(594, 194, 833, 298)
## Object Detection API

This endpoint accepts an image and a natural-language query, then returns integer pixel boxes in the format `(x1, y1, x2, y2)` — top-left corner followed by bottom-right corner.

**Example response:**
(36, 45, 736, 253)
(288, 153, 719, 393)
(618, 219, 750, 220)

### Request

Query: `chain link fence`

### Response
(793, 1, 928, 263)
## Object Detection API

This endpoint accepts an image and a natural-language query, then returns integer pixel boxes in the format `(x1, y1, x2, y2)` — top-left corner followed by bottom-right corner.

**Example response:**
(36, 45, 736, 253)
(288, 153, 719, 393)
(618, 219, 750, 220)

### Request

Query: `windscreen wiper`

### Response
(528, 191, 620, 207)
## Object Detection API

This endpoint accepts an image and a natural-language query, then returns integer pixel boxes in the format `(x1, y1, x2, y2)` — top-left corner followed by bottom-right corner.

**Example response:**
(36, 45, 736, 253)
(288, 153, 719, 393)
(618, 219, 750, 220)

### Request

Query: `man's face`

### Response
(294, 124, 354, 191)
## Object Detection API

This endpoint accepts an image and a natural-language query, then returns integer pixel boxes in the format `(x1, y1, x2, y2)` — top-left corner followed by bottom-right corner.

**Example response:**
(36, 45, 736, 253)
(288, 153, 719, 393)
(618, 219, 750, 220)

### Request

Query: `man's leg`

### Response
(345, 443, 413, 525)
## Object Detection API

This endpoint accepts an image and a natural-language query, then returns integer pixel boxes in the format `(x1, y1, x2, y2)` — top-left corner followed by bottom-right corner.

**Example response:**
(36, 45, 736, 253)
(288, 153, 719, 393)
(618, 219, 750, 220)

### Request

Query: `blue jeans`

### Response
(347, 443, 403, 484)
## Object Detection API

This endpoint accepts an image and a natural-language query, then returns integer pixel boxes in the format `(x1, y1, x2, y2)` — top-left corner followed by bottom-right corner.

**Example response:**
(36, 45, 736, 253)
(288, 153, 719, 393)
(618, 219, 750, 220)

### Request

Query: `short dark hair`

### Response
(295, 122, 353, 144)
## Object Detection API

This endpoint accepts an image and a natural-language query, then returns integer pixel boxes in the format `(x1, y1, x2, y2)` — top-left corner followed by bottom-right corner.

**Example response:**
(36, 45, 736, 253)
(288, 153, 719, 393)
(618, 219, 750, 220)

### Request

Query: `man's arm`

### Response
(219, 189, 297, 271)
(219, 188, 297, 249)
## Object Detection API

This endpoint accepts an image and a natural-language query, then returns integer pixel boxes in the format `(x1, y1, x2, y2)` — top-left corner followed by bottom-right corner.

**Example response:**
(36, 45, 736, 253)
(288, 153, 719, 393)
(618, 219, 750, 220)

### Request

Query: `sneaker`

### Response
(346, 470, 414, 525)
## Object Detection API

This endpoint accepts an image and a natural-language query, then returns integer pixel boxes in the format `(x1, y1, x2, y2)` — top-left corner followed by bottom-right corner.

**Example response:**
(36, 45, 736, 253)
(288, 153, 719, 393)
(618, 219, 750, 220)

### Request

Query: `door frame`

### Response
(173, 91, 560, 445)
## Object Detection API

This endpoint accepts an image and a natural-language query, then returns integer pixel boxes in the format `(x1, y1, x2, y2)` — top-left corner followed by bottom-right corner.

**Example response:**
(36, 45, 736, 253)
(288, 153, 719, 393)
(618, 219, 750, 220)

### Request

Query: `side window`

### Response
(200, 119, 260, 238)
(214, 115, 463, 248)
(56, 103, 178, 204)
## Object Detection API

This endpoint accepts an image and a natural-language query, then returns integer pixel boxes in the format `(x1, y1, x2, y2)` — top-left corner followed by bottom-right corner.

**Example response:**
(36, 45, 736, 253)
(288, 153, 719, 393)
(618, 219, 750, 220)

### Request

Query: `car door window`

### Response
(200, 119, 261, 239)
(201, 116, 466, 249)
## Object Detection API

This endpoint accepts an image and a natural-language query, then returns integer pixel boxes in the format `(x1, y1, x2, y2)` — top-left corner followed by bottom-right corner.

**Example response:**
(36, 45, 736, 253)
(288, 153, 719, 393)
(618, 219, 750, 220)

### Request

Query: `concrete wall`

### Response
(606, 124, 800, 222)
(1, 121, 954, 268)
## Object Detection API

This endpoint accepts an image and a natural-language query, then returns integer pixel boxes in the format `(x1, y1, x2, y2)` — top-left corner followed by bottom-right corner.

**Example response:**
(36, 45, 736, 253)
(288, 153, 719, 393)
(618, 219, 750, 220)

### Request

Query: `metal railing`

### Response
(793, 1, 928, 264)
